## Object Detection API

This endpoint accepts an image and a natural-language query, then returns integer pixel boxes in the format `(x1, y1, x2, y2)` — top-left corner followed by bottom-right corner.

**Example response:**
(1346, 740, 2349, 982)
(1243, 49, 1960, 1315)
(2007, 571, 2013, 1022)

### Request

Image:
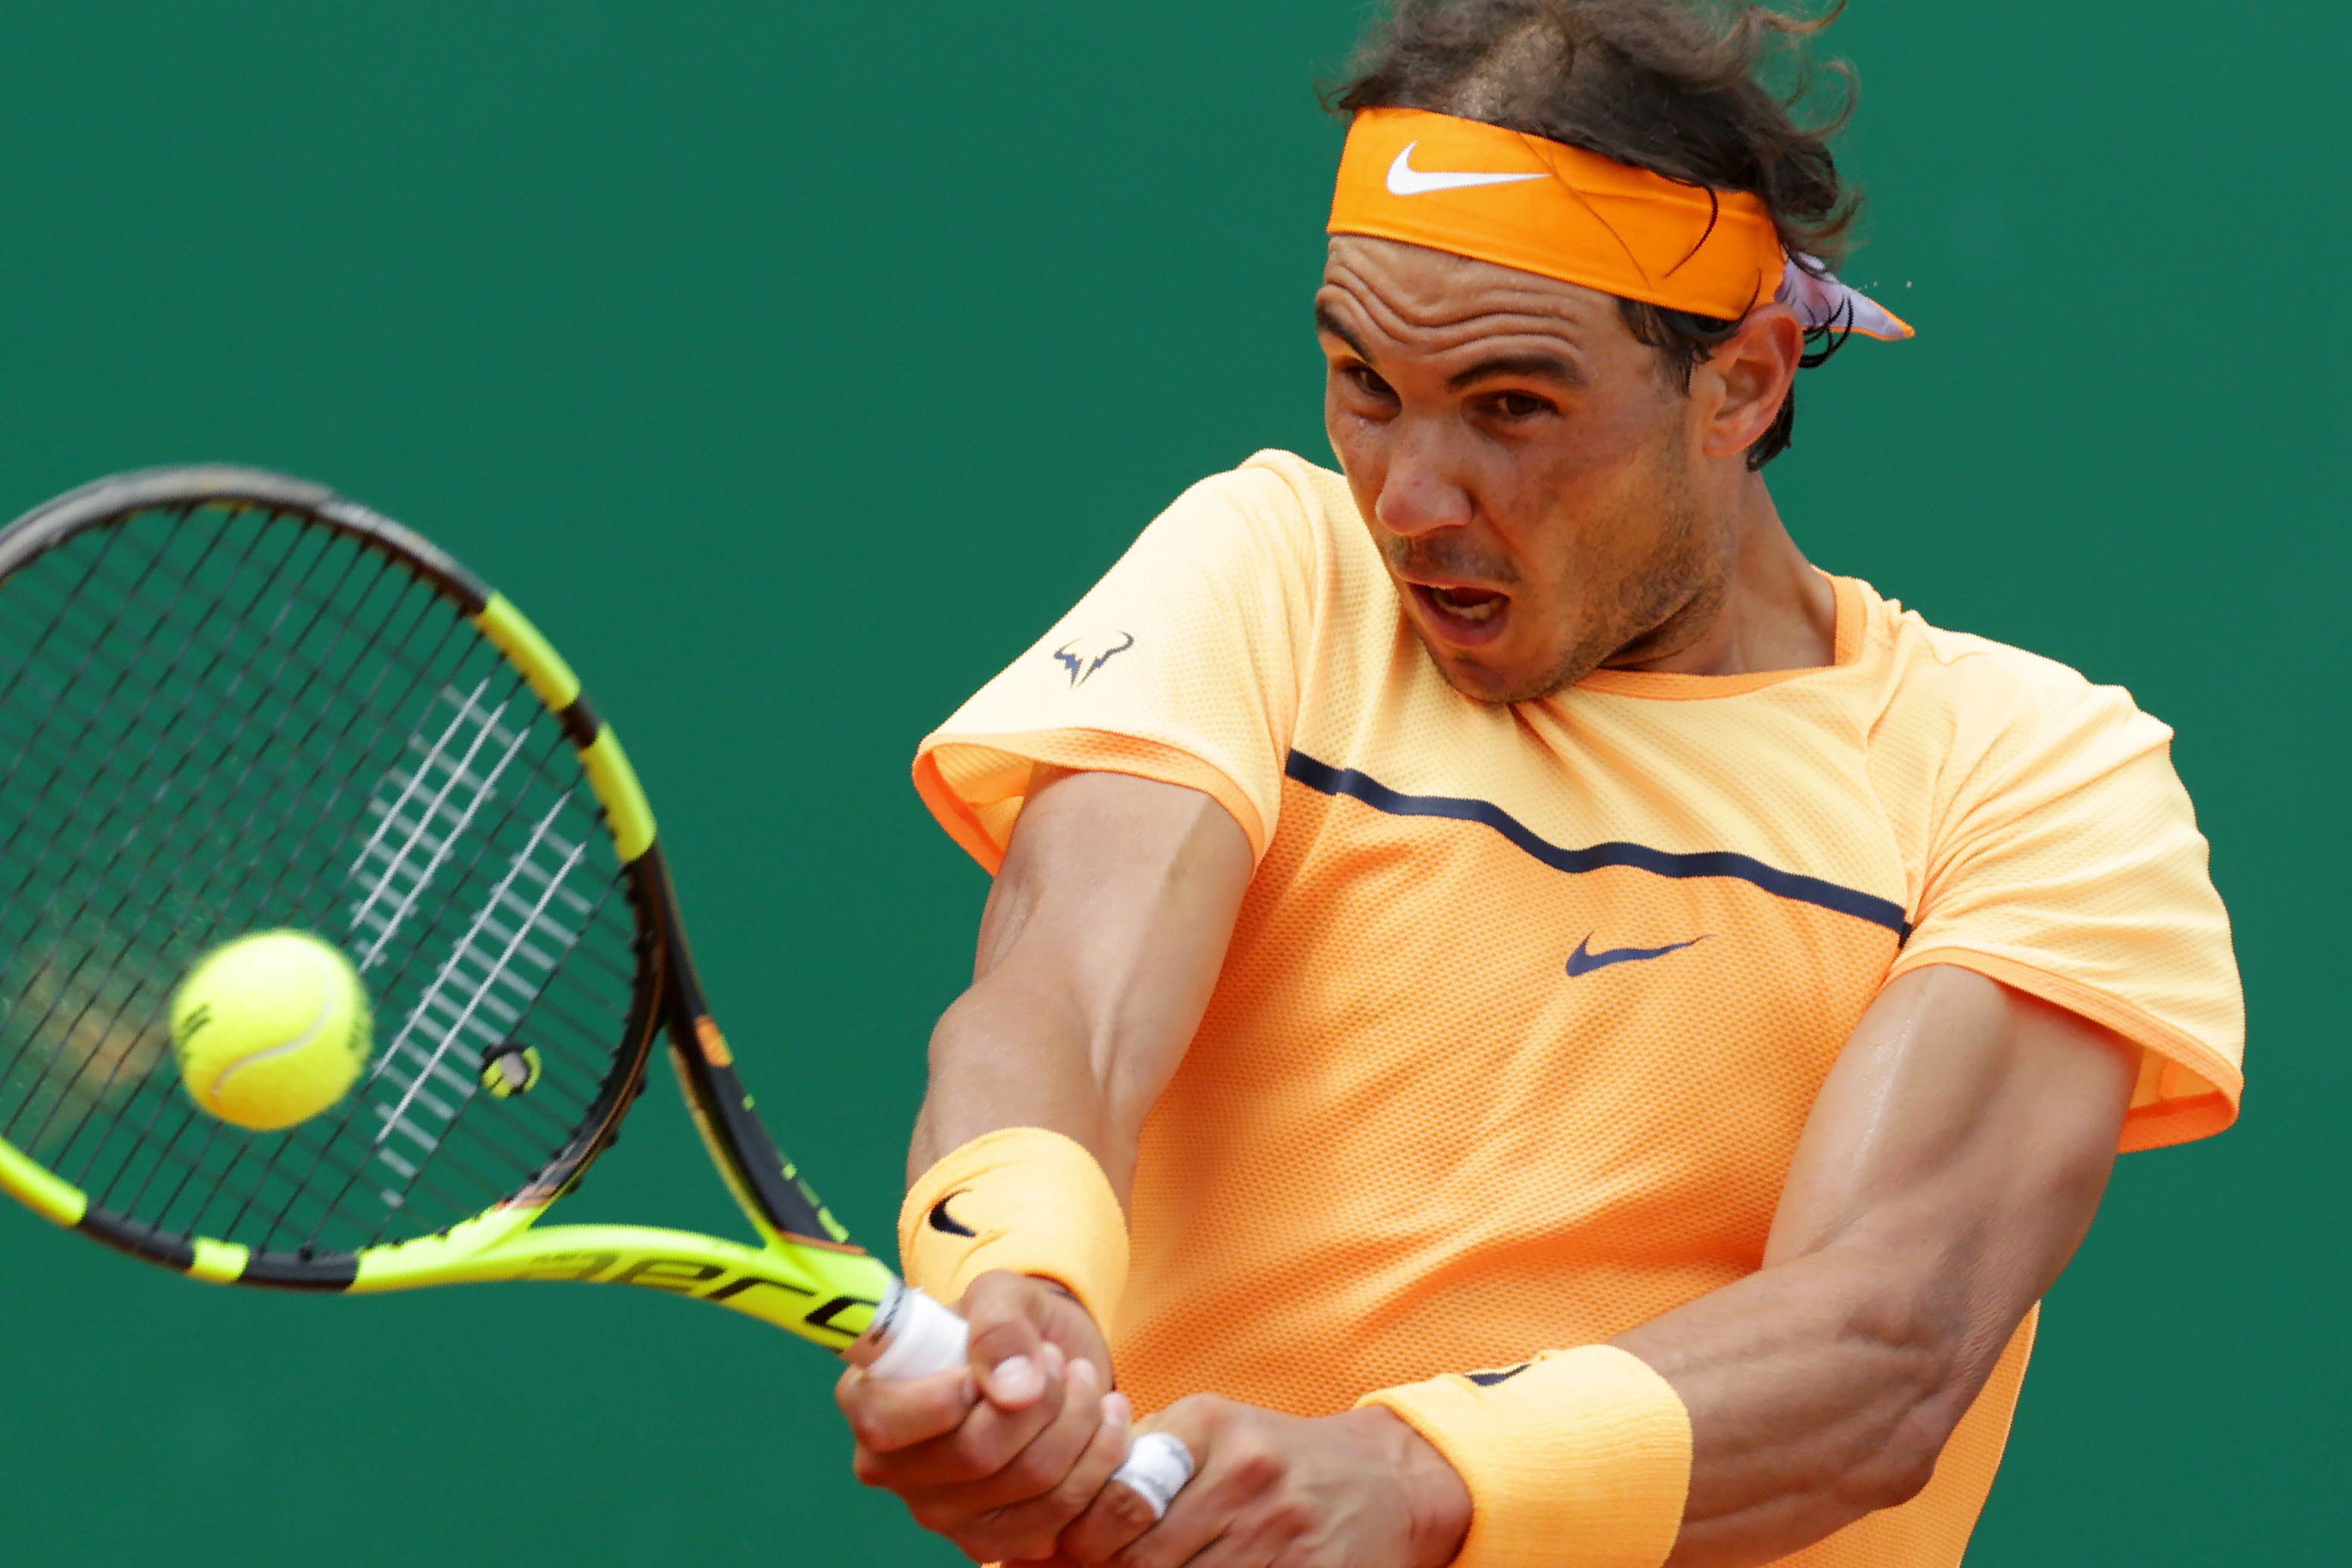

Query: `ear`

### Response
(1692, 303, 1804, 461)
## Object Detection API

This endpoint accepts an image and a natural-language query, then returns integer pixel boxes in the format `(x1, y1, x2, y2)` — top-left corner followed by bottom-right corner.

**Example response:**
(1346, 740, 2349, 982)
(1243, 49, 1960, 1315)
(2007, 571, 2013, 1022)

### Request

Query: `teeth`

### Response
(1430, 588, 1501, 623)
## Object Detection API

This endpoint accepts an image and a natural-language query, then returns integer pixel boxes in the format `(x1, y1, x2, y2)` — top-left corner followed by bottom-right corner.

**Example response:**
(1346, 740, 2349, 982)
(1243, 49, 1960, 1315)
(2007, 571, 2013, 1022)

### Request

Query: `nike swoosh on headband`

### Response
(927, 1194, 977, 1237)
(1385, 142, 1548, 197)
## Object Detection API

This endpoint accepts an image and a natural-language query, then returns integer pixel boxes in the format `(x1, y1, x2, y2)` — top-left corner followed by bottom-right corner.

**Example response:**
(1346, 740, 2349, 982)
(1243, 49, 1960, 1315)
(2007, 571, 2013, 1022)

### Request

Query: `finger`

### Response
(978, 1382, 1133, 1560)
(951, 1358, 1119, 1558)
(1179, 1526, 1294, 1568)
(961, 1271, 1058, 1408)
(1095, 1478, 1229, 1568)
(877, 1355, 1073, 1492)
(1049, 1396, 1177, 1564)
(966, 1354, 1102, 1511)
(837, 1364, 977, 1455)
(1070, 1400, 1248, 1568)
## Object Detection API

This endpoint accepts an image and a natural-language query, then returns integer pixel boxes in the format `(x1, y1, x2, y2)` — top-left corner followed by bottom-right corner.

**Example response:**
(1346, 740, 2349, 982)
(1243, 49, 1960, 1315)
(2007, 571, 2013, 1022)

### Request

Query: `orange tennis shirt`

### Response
(912, 450, 2244, 1566)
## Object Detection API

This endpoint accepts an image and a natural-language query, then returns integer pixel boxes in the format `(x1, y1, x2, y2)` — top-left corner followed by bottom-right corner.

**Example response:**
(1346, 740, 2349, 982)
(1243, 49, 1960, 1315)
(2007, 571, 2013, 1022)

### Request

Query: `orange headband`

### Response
(1330, 107, 1912, 340)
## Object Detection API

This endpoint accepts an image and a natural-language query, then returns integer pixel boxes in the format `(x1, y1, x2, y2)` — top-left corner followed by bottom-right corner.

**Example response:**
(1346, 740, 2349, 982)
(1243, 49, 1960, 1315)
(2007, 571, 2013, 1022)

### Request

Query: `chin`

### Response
(1416, 632, 1595, 706)
(1421, 644, 1542, 705)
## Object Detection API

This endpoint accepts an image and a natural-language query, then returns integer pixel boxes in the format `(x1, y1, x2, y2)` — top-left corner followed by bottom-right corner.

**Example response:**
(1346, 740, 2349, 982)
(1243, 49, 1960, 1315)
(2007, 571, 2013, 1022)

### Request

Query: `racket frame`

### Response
(0, 467, 895, 1349)
(0, 465, 1200, 1514)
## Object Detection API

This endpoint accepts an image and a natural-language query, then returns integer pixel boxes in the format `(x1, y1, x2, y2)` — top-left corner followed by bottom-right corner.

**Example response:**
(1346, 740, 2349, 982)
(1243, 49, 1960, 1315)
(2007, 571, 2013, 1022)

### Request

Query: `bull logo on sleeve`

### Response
(1051, 631, 1136, 688)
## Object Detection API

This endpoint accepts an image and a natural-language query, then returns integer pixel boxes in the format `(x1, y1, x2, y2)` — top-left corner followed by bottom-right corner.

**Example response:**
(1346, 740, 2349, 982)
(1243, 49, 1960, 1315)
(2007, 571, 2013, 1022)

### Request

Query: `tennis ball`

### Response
(169, 931, 373, 1132)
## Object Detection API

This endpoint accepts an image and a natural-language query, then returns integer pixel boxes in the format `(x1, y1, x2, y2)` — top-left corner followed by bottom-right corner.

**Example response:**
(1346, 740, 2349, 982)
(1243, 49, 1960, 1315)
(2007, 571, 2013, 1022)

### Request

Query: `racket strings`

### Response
(0, 517, 632, 958)
(259, 723, 641, 1250)
(0, 517, 421, 1067)
(77, 616, 581, 1234)
(0, 511, 278, 873)
(25, 510, 635, 1231)
(0, 509, 186, 796)
(14, 546, 450, 847)
(0, 513, 286, 1135)
(4, 522, 410, 937)
(2, 514, 522, 1231)
(0, 501, 647, 1255)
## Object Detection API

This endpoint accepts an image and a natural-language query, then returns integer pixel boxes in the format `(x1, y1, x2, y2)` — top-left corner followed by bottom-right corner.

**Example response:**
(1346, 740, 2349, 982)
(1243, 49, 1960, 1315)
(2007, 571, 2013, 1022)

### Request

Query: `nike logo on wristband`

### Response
(927, 1194, 977, 1237)
(1384, 142, 1547, 197)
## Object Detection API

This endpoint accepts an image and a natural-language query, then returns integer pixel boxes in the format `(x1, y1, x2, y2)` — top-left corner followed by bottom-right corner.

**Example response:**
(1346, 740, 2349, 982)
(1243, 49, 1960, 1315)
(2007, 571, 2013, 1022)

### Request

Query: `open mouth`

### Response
(1409, 582, 1511, 647)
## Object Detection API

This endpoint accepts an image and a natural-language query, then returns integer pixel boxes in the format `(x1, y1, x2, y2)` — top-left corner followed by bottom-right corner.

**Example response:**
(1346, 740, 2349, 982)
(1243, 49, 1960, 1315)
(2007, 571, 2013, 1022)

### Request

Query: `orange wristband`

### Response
(897, 1128, 1129, 1332)
(1360, 1346, 1692, 1568)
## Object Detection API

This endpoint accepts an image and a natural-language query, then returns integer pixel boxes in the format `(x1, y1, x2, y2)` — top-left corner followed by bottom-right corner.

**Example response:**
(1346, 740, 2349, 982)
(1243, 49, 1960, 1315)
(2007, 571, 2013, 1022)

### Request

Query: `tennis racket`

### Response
(0, 466, 1189, 1513)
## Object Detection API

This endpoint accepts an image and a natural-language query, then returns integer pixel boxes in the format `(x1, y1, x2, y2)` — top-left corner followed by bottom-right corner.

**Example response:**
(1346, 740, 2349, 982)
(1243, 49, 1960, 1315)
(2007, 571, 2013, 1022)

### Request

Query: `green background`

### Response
(1, 3, 2340, 1562)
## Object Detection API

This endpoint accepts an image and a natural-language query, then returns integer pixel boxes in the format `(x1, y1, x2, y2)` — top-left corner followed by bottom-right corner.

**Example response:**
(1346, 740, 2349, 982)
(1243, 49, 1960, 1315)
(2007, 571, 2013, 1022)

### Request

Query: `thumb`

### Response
(960, 1271, 1057, 1409)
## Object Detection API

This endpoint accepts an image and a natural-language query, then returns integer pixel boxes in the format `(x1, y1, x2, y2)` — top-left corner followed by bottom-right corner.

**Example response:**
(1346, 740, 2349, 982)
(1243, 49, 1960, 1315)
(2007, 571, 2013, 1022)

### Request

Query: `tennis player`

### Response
(834, 3, 2243, 1564)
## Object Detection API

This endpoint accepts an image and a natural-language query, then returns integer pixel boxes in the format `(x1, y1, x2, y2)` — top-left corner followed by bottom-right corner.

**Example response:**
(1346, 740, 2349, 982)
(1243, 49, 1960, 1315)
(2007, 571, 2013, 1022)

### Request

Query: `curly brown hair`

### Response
(1328, 0, 1865, 467)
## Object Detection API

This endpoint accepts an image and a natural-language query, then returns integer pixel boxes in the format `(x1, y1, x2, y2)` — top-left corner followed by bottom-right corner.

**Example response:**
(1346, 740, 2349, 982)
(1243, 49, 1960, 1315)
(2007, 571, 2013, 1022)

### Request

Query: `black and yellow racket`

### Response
(0, 467, 1188, 1508)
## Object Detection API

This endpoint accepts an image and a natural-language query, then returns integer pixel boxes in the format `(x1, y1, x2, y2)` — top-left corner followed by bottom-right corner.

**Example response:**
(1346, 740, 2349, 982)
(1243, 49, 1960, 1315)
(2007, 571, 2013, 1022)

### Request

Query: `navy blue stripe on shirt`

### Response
(1285, 750, 1913, 941)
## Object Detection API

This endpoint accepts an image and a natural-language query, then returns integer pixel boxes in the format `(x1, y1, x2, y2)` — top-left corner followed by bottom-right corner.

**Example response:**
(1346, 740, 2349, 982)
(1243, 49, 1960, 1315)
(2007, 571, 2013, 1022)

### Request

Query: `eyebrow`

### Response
(1313, 303, 1586, 392)
(1313, 303, 1373, 362)
(1443, 352, 1586, 393)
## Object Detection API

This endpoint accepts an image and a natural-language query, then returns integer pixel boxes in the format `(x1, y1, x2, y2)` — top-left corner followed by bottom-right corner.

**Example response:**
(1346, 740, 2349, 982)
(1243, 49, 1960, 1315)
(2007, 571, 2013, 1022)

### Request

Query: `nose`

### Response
(1373, 421, 1474, 537)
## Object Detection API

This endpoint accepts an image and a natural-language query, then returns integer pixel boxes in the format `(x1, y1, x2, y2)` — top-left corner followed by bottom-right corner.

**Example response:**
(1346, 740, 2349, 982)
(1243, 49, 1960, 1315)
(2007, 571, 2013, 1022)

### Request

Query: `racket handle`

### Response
(864, 1281, 972, 1381)
(865, 1283, 1195, 1518)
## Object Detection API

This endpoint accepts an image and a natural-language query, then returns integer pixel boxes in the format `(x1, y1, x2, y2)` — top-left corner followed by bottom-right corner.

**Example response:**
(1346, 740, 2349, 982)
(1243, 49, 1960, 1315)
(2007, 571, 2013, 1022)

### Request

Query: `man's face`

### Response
(1316, 235, 1735, 704)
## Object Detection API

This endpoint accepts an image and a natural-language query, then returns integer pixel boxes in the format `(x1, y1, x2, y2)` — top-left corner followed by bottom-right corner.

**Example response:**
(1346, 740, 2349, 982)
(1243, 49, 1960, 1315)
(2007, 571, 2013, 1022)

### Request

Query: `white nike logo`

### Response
(1384, 142, 1546, 197)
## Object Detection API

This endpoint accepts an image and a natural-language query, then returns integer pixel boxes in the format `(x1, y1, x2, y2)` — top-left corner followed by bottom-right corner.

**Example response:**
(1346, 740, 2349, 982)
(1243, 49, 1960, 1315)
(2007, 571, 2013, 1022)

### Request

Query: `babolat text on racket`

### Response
(0, 467, 1188, 1511)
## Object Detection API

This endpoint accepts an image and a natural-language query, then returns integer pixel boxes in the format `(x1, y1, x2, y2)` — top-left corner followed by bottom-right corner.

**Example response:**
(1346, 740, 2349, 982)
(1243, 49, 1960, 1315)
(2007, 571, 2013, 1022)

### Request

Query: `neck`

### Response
(1604, 475, 1835, 677)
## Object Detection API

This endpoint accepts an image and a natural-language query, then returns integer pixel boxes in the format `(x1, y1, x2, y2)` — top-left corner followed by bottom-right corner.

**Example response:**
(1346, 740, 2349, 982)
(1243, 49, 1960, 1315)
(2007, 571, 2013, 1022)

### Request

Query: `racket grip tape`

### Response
(866, 1284, 1195, 1517)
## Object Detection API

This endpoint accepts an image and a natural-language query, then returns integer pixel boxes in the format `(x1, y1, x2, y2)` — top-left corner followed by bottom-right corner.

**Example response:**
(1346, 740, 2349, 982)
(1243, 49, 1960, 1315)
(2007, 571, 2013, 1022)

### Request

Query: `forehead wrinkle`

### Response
(1320, 245, 1602, 365)
(1321, 276, 1587, 368)
(1325, 236, 1611, 321)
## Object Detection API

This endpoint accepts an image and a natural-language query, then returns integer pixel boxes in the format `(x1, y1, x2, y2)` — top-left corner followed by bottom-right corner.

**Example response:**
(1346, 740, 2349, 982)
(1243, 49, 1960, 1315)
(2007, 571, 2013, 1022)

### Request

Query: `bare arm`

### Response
(1614, 964, 2139, 1567)
(909, 766, 1256, 1198)
(838, 769, 1254, 1565)
(1039, 969, 2145, 1568)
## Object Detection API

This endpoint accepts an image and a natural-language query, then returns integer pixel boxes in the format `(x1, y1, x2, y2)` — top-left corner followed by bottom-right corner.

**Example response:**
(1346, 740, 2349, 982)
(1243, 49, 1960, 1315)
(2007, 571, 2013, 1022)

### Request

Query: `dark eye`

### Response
(1339, 365, 1393, 402)
(1488, 391, 1555, 421)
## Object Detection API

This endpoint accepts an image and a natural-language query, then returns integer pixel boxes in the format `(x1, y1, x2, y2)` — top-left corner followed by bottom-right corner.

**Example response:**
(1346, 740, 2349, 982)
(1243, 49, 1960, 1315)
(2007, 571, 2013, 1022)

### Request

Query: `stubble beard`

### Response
(1499, 452, 1726, 704)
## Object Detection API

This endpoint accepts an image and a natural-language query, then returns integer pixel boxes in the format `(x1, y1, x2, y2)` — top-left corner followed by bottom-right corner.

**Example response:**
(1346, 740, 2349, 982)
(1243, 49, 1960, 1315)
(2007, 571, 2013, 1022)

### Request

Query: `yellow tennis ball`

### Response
(169, 931, 373, 1132)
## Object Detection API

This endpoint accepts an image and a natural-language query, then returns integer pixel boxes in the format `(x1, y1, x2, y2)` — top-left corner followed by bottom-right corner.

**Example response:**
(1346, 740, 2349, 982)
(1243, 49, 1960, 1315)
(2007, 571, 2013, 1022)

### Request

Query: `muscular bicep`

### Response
(1617, 965, 2142, 1565)
(1764, 964, 2139, 1320)
(910, 768, 1255, 1196)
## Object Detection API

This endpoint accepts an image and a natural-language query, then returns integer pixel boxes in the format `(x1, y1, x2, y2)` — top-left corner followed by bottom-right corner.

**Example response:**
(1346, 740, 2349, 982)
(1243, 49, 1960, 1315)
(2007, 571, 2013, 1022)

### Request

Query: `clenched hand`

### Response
(838, 1271, 1138, 1563)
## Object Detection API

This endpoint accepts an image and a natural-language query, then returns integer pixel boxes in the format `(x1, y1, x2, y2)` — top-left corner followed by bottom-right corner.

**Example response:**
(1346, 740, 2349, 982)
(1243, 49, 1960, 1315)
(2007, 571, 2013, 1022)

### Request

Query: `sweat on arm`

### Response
(1361, 964, 2139, 1568)
(897, 450, 2240, 1567)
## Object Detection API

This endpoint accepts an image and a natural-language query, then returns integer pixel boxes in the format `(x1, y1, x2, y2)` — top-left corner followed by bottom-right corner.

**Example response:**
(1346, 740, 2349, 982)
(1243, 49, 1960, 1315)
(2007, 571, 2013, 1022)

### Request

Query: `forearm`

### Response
(911, 971, 1130, 1189)
(898, 976, 1140, 1333)
(1585, 971, 2133, 1566)
(1355, 1251, 1986, 1568)
(906, 769, 1252, 1196)
(1612, 1247, 1978, 1567)
(1153, 976, 2130, 1568)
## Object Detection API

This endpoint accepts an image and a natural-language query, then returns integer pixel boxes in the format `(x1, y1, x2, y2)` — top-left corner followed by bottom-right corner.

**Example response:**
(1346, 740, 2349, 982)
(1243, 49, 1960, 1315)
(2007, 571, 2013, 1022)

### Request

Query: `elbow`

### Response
(1835, 1404, 1949, 1514)
(1825, 1281, 1981, 1514)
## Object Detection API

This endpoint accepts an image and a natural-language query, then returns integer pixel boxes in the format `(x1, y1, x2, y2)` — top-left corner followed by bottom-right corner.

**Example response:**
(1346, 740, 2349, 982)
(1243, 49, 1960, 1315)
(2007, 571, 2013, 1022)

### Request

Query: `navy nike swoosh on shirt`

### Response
(1565, 934, 1709, 977)
(928, 1195, 977, 1237)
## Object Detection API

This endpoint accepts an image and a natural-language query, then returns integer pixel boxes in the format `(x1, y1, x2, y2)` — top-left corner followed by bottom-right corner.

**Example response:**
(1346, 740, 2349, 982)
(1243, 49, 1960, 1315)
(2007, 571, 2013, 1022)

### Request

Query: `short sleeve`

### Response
(912, 455, 1325, 871)
(1887, 674, 2245, 1153)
